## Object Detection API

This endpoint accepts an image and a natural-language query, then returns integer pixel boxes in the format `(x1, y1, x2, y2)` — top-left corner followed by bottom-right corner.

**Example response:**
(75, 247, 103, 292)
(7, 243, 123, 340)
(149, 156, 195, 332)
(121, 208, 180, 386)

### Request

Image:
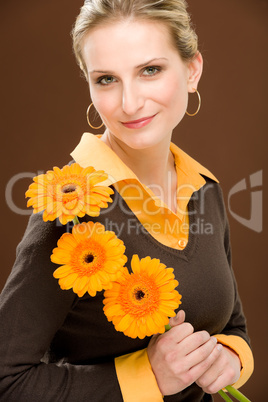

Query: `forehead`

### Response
(81, 19, 180, 72)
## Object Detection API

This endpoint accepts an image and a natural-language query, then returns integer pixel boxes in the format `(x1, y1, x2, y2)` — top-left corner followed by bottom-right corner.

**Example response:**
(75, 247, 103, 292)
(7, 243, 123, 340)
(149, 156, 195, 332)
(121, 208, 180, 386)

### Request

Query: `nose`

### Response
(121, 82, 145, 116)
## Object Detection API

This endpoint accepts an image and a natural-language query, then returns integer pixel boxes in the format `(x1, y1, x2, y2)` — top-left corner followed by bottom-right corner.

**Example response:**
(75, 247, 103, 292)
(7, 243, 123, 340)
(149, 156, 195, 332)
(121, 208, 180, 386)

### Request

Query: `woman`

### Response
(0, 1, 253, 401)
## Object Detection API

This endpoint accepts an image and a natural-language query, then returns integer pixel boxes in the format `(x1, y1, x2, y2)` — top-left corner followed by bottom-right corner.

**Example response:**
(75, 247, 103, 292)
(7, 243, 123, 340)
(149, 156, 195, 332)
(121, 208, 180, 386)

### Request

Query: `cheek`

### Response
(90, 90, 116, 120)
(152, 74, 188, 109)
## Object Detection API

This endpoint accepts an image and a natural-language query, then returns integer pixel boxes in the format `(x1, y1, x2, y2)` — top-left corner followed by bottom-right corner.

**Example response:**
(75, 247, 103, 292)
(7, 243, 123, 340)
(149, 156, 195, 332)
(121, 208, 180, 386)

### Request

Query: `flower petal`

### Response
(25, 163, 113, 222)
(103, 254, 181, 339)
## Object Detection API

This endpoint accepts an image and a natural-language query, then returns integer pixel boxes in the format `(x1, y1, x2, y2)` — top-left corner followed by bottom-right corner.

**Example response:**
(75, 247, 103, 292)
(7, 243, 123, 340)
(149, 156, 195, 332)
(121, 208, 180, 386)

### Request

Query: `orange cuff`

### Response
(215, 334, 254, 389)
(115, 348, 163, 402)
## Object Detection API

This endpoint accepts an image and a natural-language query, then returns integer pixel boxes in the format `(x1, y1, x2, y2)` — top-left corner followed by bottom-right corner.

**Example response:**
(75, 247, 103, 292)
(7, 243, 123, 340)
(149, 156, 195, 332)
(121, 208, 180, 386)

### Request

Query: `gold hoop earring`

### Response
(186, 89, 201, 117)
(86, 103, 104, 129)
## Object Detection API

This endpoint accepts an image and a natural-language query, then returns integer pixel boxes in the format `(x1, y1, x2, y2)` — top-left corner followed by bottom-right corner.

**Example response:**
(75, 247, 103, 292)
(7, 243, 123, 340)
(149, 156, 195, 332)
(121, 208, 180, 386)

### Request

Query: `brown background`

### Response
(0, 1, 267, 400)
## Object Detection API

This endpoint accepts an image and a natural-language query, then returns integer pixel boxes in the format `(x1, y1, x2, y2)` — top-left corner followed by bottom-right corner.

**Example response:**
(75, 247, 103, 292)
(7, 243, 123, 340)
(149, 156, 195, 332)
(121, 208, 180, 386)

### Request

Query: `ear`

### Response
(187, 52, 203, 93)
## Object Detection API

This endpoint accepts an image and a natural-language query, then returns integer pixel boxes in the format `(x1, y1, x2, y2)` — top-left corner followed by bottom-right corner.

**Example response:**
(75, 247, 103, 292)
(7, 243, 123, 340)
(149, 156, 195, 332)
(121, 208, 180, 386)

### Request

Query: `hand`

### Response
(195, 344, 241, 394)
(147, 310, 222, 396)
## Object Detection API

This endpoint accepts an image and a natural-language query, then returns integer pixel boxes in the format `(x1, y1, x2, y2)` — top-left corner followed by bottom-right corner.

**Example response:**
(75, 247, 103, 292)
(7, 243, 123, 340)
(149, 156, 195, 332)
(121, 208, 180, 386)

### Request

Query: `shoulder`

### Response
(16, 212, 68, 261)
(198, 175, 229, 232)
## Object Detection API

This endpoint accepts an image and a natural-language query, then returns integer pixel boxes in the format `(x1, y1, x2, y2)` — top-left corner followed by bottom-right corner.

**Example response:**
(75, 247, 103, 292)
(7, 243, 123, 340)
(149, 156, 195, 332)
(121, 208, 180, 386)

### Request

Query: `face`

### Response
(81, 19, 202, 150)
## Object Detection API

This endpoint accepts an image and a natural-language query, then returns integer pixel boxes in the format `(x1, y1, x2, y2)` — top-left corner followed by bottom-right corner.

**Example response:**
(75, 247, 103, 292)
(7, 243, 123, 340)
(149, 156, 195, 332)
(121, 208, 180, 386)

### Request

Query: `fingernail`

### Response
(217, 344, 223, 351)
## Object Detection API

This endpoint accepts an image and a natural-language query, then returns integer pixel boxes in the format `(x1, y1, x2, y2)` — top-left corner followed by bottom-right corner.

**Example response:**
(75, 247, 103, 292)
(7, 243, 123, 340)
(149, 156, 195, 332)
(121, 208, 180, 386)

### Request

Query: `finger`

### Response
(198, 355, 241, 395)
(149, 316, 192, 352)
(196, 346, 240, 394)
(196, 359, 223, 393)
(189, 342, 223, 380)
(165, 321, 194, 345)
(178, 330, 211, 356)
(199, 375, 226, 395)
(149, 310, 186, 345)
(199, 367, 239, 396)
(169, 309, 185, 328)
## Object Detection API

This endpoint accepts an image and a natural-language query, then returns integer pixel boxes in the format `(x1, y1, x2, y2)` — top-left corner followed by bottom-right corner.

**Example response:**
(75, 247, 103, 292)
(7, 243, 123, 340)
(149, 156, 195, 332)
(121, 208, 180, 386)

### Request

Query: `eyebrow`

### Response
(89, 57, 168, 74)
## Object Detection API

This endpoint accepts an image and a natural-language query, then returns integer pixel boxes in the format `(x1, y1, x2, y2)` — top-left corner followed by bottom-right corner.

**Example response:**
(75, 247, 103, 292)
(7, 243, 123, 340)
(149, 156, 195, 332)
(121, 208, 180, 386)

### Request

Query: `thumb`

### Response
(169, 309, 185, 328)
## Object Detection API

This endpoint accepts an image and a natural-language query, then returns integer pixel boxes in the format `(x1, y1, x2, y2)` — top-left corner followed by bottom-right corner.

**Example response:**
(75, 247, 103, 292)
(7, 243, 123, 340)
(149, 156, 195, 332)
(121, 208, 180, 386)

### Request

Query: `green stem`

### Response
(226, 386, 251, 402)
(73, 216, 80, 226)
(218, 389, 233, 402)
(165, 324, 171, 332)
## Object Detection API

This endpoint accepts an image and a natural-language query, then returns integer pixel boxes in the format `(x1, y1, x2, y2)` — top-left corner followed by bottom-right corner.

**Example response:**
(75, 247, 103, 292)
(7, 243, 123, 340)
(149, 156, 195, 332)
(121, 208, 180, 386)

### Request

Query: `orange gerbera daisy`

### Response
(51, 221, 127, 297)
(26, 163, 113, 225)
(103, 255, 181, 339)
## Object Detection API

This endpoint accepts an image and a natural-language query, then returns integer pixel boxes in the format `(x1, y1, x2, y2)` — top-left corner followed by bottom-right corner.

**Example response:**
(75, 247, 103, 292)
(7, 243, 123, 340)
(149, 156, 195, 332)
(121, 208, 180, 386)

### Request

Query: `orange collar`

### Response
(71, 133, 218, 220)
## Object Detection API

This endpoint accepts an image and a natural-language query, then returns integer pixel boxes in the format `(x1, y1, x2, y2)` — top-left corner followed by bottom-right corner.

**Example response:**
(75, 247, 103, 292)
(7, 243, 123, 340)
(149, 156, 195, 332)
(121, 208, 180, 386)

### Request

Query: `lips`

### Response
(123, 115, 153, 124)
(121, 114, 157, 129)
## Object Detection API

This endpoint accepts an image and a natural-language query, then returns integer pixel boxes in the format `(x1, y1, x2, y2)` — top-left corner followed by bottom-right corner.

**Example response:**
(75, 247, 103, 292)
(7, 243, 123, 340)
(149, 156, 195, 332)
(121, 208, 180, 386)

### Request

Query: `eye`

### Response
(142, 66, 161, 76)
(97, 76, 116, 85)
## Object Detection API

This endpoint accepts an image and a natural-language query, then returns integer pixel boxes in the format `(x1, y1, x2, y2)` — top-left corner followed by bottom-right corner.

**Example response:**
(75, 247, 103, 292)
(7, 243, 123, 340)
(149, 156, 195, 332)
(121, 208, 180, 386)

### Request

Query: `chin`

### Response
(109, 123, 172, 150)
(127, 137, 167, 151)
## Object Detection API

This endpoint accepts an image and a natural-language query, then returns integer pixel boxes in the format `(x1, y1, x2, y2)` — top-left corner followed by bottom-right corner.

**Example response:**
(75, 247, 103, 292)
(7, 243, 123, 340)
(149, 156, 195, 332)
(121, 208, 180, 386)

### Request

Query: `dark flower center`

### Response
(84, 254, 94, 264)
(135, 289, 145, 300)
(62, 184, 77, 194)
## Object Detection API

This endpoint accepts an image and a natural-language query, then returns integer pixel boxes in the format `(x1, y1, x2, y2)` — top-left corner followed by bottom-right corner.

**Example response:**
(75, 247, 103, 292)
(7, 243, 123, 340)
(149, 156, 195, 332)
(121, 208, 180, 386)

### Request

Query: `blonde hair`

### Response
(72, 0, 198, 79)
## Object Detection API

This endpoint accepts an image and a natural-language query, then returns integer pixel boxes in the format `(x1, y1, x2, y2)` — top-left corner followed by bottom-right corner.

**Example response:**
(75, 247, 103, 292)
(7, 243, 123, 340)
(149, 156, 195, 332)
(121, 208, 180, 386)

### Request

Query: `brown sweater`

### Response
(0, 177, 250, 401)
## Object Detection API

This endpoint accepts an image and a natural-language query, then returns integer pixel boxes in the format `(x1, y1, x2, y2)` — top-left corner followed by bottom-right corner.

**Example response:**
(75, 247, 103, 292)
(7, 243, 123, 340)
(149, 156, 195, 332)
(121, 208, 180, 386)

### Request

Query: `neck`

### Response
(101, 130, 178, 213)
(102, 130, 175, 185)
